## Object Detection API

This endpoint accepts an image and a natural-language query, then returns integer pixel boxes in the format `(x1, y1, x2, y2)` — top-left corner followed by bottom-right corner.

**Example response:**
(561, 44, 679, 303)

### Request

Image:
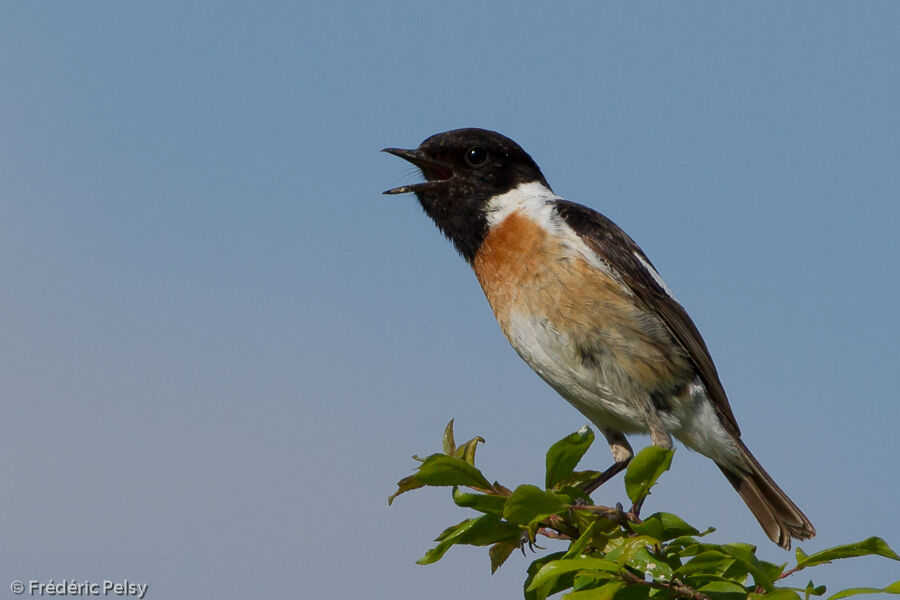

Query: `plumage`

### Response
(383, 128, 815, 548)
(553, 199, 741, 436)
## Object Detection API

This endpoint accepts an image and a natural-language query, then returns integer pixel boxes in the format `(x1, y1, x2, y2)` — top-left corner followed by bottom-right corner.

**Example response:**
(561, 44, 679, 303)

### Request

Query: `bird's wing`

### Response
(553, 200, 740, 435)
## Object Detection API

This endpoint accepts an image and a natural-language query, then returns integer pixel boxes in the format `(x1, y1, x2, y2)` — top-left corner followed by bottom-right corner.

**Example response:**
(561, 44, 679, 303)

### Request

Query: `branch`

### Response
(565, 503, 640, 525)
(620, 570, 712, 600)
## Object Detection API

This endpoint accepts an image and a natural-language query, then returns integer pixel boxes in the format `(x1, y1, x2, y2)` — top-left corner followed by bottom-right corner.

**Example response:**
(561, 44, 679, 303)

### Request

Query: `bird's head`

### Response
(383, 128, 548, 262)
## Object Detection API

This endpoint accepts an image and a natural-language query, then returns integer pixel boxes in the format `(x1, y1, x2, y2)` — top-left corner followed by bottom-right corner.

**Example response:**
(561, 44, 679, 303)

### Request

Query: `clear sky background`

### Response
(2, 3, 898, 599)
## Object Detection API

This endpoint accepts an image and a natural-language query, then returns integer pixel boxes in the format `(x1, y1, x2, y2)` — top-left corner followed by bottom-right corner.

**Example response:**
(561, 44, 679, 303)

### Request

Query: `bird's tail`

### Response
(718, 438, 816, 549)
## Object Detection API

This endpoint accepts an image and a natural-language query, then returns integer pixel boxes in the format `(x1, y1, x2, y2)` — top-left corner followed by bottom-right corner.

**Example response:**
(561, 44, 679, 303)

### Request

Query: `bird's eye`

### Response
(465, 146, 488, 167)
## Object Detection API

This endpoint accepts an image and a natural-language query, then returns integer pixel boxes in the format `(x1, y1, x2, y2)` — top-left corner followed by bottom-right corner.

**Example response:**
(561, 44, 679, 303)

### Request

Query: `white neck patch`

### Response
(484, 181, 560, 229)
(482, 180, 617, 278)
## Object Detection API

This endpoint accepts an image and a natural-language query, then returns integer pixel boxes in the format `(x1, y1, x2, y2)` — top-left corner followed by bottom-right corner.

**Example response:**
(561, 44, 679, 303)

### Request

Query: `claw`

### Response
(518, 531, 545, 555)
(518, 531, 531, 556)
(614, 502, 631, 528)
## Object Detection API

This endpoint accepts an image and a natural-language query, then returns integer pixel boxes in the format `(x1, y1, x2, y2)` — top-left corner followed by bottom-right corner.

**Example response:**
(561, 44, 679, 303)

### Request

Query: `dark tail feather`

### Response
(719, 439, 816, 549)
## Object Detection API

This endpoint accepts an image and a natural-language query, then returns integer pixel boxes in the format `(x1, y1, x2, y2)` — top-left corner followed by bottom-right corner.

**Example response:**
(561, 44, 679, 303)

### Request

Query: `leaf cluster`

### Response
(390, 421, 900, 600)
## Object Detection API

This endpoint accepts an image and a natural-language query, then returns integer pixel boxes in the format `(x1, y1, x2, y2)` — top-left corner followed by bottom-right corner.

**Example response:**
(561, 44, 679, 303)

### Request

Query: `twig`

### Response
(620, 570, 712, 600)
(777, 564, 803, 581)
(565, 503, 641, 526)
(535, 527, 571, 541)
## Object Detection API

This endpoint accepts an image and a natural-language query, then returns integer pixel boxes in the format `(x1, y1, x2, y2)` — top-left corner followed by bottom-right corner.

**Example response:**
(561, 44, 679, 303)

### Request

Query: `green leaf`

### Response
(557, 470, 606, 490)
(527, 557, 619, 592)
(564, 522, 599, 559)
(443, 515, 522, 546)
(612, 587, 651, 600)
(720, 543, 774, 590)
(418, 518, 479, 564)
(456, 435, 486, 465)
(796, 537, 900, 569)
(629, 512, 699, 541)
(622, 544, 673, 582)
(417, 514, 520, 564)
(489, 539, 518, 573)
(698, 581, 750, 600)
(525, 552, 568, 600)
(562, 581, 625, 600)
(615, 586, 652, 600)
(442, 419, 456, 455)
(676, 550, 736, 577)
(827, 581, 900, 600)
(803, 580, 827, 598)
(555, 485, 594, 506)
(602, 536, 674, 584)
(756, 559, 788, 586)
(434, 518, 472, 541)
(452, 486, 508, 514)
(388, 474, 425, 505)
(667, 539, 709, 558)
(415, 453, 492, 489)
(828, 589, 890, 600)
(453, 514, 520, 546)
(434, 519, 475, 542)
(416, 538, 457, 564)
(760, 590, 802, 600)
(569, 511, 620, 543)
(624, 446, 674, 504)
(573, 570, 617, 591)
(503, 484, 568, 525)
(546, 426, 595, 489)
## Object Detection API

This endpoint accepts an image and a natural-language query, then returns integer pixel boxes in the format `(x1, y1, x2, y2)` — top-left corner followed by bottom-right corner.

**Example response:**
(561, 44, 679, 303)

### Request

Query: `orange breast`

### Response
(472, 210, 689, 390)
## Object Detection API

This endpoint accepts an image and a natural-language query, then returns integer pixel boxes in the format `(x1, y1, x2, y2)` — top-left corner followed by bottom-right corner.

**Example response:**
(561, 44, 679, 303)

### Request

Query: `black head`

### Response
(382, 128, 549, 263)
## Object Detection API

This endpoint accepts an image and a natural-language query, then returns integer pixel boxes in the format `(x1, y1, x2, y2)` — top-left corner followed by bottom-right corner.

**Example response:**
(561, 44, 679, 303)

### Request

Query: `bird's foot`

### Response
(518, 531, 545, 556)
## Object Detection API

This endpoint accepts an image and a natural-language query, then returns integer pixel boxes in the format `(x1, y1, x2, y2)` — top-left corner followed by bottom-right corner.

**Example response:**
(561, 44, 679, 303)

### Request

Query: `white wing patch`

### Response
(633, 251, 678, 301)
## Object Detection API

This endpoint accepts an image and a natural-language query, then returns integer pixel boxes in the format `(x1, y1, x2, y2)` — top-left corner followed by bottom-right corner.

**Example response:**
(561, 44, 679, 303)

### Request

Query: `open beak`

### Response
(382, 148, 453, 194)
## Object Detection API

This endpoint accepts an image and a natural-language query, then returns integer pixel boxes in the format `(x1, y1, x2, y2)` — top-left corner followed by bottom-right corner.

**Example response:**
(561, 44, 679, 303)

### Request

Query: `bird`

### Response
(382, 127, 815, 549)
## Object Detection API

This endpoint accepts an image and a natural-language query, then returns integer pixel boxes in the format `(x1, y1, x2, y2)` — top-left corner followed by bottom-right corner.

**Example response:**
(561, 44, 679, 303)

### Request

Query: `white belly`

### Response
(504, 310, 649, 433)
(504, 309, 744, 469)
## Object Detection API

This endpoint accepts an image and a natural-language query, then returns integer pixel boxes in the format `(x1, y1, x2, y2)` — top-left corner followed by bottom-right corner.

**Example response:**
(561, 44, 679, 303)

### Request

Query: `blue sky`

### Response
(2, 2, 898, 598)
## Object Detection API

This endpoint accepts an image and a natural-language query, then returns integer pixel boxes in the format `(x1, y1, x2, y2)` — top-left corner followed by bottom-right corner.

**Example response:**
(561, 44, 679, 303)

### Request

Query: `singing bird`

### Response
(383, 128, 815, 548)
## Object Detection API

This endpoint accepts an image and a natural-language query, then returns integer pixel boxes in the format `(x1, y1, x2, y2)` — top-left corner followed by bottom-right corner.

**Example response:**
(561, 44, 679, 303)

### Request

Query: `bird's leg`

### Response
(583, 432, 633, 495)
(582, 461, 628, 495)
(628, 395, 673, 518)
(637, 395, 673, 450)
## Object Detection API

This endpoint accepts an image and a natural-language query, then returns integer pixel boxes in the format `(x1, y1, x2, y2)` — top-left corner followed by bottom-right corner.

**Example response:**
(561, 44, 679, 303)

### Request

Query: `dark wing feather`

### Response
(554, 200, 740, 435)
